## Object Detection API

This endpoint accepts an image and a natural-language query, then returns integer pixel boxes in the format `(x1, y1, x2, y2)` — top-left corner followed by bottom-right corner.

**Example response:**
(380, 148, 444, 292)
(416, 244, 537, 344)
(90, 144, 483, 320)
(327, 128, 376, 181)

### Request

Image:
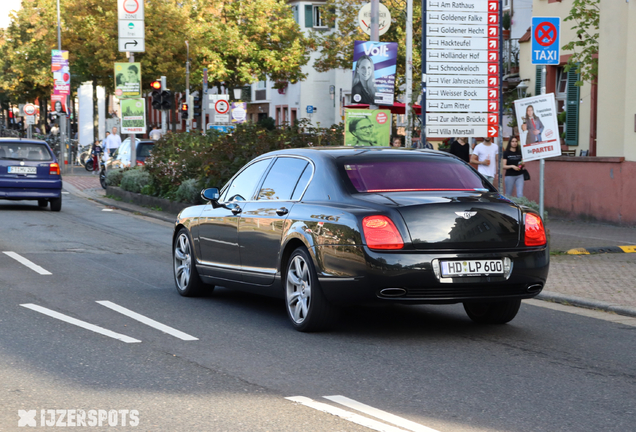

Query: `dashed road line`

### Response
(96, 300, 198, 341)
(20, 304, 141, 343)
(286, 396, 410, 432)
(324, 395, 440, 432)
(3, 251, 52, 275)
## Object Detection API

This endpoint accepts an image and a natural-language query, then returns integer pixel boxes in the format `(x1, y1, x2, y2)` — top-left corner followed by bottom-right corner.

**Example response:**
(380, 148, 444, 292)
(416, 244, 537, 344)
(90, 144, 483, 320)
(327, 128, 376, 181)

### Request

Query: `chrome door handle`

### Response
(276, 207, 289, 216)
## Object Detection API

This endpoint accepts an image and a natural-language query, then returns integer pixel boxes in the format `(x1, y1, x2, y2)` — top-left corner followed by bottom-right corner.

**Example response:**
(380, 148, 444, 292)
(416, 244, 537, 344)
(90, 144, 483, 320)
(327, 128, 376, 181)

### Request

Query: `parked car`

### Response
(172, 147, 549, 331)
(0, 138, 63, 211)
(105, 138, 154, 169)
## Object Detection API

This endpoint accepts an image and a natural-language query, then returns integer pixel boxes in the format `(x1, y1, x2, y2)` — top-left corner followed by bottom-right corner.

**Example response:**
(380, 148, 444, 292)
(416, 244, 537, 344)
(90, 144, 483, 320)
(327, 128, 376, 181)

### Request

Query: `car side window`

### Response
(258, 158, 309, 201)
(225, 159, 272, 202)
(291, 164, 313, 201)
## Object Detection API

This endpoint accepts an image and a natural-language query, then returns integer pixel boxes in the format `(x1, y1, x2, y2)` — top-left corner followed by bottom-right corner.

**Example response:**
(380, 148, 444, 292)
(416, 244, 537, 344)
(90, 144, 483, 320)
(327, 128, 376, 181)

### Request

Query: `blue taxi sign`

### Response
(531, 17, 560, 65)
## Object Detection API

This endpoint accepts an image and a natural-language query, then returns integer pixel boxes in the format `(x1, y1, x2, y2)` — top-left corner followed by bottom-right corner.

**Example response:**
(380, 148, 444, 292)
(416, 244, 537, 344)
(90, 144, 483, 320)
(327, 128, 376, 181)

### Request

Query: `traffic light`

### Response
(161, 90, 173, 110)
(180, 103, 188, 119)
(193, 97, 201, 118)
(151, 80, 162, 110)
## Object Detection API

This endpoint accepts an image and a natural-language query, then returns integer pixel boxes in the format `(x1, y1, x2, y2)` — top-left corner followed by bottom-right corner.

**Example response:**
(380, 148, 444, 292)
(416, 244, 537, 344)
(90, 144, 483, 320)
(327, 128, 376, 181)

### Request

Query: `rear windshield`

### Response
(341, 156, 490, 193)
(137, 143, 154, 158)
(0, 143, 52, 161)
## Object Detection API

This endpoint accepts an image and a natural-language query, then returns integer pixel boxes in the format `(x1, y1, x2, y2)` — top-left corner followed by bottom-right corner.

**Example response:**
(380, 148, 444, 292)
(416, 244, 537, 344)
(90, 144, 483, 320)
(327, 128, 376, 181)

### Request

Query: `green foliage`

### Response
(120, 169, 151, 194)
(144, 120, 344, 199)
(562, 0, 599, 86)
(510, 196, 549, 221)
(105, 169, 125, 187)
(257, 116, 277, 131)
(502, 12, 511, 31)
(175, 179, 203, 204)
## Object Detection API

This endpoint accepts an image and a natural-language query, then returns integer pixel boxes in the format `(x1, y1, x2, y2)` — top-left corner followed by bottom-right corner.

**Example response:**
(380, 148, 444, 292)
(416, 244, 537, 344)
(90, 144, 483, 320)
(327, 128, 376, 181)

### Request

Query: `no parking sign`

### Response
(532, 17, 560, 65)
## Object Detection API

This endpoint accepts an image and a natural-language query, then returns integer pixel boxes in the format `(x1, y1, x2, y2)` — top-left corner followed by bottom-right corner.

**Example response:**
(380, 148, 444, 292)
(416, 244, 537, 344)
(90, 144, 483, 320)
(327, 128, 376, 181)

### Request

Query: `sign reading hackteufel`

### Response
(425, 0, 500, 138)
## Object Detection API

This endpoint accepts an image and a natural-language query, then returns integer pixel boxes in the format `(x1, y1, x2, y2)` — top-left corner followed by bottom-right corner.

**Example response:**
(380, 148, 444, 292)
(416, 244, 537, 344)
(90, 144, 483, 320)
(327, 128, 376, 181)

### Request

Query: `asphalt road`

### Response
(1, 193, 635, 432)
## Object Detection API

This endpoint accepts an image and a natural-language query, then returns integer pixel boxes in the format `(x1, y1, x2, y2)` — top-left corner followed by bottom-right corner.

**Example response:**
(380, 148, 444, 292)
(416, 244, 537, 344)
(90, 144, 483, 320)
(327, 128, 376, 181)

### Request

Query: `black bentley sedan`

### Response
(172, 147, 549, 331)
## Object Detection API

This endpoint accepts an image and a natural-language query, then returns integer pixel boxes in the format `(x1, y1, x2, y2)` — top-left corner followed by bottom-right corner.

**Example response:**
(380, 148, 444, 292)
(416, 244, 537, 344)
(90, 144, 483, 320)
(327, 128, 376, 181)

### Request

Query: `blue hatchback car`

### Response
(0, 138, 63, 211)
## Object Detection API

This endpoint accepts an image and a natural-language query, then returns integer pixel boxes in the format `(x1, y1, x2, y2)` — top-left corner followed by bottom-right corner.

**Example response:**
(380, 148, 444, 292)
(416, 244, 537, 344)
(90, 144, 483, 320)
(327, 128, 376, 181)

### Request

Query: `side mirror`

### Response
(201, 188, 220, 204)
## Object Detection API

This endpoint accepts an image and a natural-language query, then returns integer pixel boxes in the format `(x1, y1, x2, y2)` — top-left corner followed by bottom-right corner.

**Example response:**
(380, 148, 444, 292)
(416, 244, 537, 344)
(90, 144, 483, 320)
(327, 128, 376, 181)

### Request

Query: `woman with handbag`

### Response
(503, 136, 526, 197)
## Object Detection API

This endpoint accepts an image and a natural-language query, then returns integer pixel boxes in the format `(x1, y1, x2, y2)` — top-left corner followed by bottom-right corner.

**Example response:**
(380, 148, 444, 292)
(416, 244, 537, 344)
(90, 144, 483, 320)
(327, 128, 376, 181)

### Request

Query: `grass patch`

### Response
(105, 194, 122, 201)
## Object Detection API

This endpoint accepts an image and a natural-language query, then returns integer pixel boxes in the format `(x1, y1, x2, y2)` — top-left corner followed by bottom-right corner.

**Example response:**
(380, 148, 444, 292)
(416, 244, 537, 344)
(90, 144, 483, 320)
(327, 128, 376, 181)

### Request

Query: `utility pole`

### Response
(56, 0, 66, 173)
(185, 41, 191, 133)
(369, 0, 380, 111)
(405, 0, 413, 148)
(161, 76, 167, 135)
(420, 0, 427, 149)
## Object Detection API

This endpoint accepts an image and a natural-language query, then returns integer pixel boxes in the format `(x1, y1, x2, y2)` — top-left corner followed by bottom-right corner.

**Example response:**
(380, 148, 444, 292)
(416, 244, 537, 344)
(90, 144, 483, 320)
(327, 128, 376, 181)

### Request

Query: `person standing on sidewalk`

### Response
(503, 136, 525, 197)
(449, 137, 470, 163)
(471, 137, 499, 185)
(91, 139, 103, 175)
(104, 127, 121, 157)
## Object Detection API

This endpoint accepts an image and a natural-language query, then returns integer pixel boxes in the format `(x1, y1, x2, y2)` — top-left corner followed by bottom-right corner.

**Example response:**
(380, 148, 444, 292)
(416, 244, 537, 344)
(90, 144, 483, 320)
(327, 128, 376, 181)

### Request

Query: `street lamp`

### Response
(517, 80, 529, 99)
(233, 88, 242, 101)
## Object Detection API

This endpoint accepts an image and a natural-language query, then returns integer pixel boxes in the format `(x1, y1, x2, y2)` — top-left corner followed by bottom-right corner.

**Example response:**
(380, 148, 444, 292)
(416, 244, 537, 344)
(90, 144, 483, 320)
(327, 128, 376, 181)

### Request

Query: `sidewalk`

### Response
(62, 172, 636, 318)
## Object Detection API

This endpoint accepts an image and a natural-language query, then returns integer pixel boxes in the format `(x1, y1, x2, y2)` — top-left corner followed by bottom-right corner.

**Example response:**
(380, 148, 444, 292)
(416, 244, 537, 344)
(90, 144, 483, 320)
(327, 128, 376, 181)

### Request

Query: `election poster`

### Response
(120, 99, 146, 134)
(351, 41, 398, 106)
(50, 95, 68, 115)
(344, 109, 392, 146)
(231, 102, 247, 124)
(114, 62, 142, 98)
(514, 93, 562, 162)
(51, 50, 70, 96)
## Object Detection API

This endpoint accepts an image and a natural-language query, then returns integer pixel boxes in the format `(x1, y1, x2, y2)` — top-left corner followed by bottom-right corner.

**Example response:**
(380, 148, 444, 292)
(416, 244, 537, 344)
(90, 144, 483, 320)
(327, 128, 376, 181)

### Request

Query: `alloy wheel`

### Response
(174, 233, 192, 291)
(286, 255, 312, 324)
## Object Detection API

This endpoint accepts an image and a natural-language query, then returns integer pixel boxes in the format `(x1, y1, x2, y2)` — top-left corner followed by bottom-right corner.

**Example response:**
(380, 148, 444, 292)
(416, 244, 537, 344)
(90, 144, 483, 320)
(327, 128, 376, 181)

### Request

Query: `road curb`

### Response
(566, 245, 636, 254)
(90, 196, 177, 224)
(537, 291, 636, 318)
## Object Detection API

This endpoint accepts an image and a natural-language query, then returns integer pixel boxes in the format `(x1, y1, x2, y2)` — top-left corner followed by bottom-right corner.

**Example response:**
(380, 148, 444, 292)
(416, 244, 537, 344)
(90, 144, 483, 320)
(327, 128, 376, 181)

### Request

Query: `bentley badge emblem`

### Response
(455, 211, 477, 219)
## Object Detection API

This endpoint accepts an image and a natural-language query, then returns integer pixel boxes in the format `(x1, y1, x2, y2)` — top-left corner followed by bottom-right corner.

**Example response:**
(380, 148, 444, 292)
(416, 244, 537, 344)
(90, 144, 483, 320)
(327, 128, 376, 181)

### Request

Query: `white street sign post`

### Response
(358, 3, 391, 36)
(426, 125, 498, 138)
(425, 99, 498, 113)
(426, 112, 498, 126)
(425, 0, 492, 13)
(215, 99, 230, 115)
(426, 62, 497, 75)
(118, 21, 145, 38)
(118, 0, 145, 53)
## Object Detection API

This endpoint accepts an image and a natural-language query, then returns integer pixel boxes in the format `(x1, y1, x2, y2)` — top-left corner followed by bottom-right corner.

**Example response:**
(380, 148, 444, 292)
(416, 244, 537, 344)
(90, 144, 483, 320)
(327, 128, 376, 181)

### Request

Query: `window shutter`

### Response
(292, 6, 298, 24)
(305, 5, 313, 28)
(564, 68, 580, 146)
(535, 66, 542, 96)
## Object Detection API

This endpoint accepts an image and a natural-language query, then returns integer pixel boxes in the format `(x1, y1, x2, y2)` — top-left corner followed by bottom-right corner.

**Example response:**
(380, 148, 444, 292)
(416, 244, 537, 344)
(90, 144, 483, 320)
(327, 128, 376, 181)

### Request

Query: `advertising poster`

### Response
(231, 102, 247, 124)
(51, 50, 70, 96)
(114, 62, 142, 98)
(351, 41, 398, 106)
(344, 109, 391, 146)
(514, 93, 562, 162)
(120, 99, 146, 134)
(51, 95, 68, 115)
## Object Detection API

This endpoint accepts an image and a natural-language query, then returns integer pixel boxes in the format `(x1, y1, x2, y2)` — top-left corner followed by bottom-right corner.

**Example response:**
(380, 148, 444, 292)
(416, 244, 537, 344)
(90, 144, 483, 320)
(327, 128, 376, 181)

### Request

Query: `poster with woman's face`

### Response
(351, 41, 398, 106)
(345, 109, 391, 146)
(513, 93, 561, 162)
(51, 95, 67, 114)
(114, 62, 142, 98)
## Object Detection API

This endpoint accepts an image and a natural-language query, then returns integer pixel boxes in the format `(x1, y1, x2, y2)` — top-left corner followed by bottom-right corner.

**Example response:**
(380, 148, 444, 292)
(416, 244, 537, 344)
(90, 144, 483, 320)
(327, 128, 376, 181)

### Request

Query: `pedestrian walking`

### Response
(91, 139, 103, 175)
(470, 137, 499, 185)
(503, 136, 525, 197)
(104, 127, 121, 156)
(449, 137, 470, 163)
(149, 125, 162, 141)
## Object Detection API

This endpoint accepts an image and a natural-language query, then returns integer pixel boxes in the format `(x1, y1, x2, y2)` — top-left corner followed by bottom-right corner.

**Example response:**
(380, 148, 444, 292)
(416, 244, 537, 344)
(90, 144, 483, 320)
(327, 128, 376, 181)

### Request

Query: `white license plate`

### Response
(8, 166, 37, 174)
(441, 259, 504, 277)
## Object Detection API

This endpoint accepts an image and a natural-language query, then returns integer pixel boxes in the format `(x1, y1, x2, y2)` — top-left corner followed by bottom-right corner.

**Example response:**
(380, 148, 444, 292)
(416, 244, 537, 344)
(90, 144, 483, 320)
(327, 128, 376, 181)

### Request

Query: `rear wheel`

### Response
(285, 247, 340, 332)
(38, 199, 48, 208)
(173, 228, 211, 297)
(50, 197, 62, 212)
(463, 299, 521, 324)
(85, 159, 93, 171)
(99, 169, 107, 189)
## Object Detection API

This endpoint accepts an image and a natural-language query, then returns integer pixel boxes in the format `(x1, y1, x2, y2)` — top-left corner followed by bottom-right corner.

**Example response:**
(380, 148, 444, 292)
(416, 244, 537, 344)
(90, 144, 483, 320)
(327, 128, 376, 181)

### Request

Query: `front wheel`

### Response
(463, 299, 521, 324)
(99, 169, 107, 189)
(85, 159, 94, 171)
(173, 228, 211, 297)
(285, 247, 339, 332)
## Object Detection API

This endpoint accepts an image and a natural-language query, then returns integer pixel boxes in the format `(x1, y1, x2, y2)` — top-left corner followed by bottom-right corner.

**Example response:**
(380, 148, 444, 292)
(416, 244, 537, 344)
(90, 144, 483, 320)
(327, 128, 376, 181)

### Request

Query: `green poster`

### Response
(114, 62, 142, 98)
(120, 99, 146, 134)
(345, 109, 392, 146)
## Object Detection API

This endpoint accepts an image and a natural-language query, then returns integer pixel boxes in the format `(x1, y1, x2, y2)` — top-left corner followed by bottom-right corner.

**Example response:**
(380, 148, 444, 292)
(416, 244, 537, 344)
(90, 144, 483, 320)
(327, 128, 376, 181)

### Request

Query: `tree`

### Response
(312, 0, 422, 92)
(561, 0, 599, 86)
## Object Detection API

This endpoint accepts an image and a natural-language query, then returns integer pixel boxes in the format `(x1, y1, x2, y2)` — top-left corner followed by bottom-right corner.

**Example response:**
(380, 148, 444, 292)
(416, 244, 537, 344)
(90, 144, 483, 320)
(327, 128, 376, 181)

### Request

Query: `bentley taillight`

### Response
(524, 213, 546, 246)
(362, 215, 404, 250)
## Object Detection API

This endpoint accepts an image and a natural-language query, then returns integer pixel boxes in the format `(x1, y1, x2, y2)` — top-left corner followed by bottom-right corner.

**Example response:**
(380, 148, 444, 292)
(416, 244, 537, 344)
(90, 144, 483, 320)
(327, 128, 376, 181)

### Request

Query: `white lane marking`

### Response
(102, 209, 114, 212)
(324, 396, 440, 432)
(62, 192, 69, 194)
(20, 304, 141, 343)
(96, 300, 198, 341)
(286, 396, 409, 432)
(526, 299, 636, 327)
(3, 251, 52, 275)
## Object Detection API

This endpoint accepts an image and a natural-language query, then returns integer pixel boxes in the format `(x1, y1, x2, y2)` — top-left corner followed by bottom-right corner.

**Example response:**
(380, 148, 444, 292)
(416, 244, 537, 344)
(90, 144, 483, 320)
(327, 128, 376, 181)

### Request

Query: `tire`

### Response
(284, 247, 340, 332)
(463, 299, 522, 324)
(38, 199, 48, 208)
(100, 169, 107, 189)
(173, 228, 211, 297)
(85, 159, 93, 171)
(50, 197, 62, 212)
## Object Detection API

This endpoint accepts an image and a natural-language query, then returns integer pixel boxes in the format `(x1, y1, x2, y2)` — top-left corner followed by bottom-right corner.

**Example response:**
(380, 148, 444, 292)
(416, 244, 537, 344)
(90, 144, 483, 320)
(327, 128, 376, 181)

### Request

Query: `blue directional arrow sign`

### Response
(532, 17, 560, 65)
